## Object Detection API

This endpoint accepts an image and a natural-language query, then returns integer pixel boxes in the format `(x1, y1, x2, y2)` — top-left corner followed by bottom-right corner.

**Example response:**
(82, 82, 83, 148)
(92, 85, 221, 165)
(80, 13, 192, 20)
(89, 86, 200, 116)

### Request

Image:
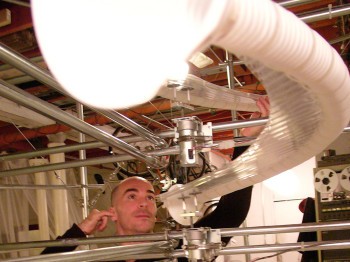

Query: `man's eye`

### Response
(128, 194, 136, 199)
(147, 195, 155, 201)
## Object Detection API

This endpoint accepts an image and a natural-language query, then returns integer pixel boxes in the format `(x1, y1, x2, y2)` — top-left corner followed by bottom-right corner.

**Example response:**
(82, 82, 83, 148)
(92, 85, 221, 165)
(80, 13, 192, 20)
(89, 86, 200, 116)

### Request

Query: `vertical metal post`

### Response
(77, 103, 89, 220)
(225, 51, 240, 138)
(226, 50, 250, 262)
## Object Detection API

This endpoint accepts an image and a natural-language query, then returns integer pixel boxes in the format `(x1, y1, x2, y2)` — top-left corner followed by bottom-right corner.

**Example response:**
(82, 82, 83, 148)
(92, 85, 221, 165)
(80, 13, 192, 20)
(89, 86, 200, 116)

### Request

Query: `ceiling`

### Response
(0, 0, 349, 178)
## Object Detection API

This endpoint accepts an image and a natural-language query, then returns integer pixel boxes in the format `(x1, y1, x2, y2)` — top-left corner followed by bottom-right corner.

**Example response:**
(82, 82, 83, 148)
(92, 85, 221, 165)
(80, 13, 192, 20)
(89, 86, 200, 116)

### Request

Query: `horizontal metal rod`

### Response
(0, 56, 44, 72)
(6, 75, 34, 85)
(279, 0, 320, 8)
(1, 220, 348, 252)
(219, 239, 350, 255)
(220, 220, 350, 237)
(1, 0, 30, 7)
(0, 141, 105, 161)
(0, 146, 180, 178)
(2, 241, 171, 262)
(3, 237, 350, 261)
(329, 33, 350, 45)
(0, 184, 105, 190)
(212, 117, 268, 132)
(299, 4, 350, 23)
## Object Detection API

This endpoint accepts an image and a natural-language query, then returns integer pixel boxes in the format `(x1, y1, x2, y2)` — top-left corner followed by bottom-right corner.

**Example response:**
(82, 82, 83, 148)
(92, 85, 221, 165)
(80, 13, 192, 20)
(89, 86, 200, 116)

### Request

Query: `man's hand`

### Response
(240, 96, 270, 137)
(77, 209, 114, 235)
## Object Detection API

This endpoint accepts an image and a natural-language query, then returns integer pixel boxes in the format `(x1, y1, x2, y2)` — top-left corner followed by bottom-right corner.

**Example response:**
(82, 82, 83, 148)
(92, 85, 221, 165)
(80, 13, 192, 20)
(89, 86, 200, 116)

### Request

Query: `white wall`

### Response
(218, 157, 316, 262)
(316, 132, 350, 161)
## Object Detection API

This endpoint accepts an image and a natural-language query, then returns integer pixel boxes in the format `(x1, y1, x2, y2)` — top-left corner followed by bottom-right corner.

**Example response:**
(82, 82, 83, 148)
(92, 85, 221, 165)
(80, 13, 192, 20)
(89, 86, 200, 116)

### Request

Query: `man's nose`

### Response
(138, 198, 148, 208)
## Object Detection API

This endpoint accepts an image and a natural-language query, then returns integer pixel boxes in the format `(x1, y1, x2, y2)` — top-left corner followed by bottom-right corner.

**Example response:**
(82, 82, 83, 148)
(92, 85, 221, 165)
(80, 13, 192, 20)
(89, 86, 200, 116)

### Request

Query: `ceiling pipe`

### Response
(1, 0, 30, 7)
(0, 79, 163, 168)
(0, 184, 104, 190)
(329, 33, 350, 45)
(0, 43, 168, 148)
(299, 3, 350, 23)
(278, 0, 320, 8)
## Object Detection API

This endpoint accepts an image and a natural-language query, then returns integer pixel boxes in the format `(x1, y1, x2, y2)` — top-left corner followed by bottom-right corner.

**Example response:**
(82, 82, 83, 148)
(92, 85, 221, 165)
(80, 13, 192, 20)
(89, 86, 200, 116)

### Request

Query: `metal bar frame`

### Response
(1, 221, 350, 261)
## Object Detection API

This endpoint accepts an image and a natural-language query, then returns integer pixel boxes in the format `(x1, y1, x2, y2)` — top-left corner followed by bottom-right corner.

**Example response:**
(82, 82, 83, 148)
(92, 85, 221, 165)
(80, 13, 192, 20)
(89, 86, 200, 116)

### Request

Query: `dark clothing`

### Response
(297, 197, 318, 262)
(41, 223, 85, 254)
(41, 186, 253, 261)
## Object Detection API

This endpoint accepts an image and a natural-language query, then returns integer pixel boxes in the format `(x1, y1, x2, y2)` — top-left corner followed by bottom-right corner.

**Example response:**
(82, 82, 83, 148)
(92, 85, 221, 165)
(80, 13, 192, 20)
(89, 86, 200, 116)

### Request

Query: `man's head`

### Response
(110, 176, 157, 235)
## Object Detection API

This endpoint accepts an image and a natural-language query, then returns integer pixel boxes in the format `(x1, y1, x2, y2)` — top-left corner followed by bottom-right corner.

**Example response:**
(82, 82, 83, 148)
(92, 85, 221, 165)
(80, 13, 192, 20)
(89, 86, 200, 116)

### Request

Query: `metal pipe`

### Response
(0, 184, 105, 190)
(213, 117, 269, 132)
(7, 75, 35, 85)
(0, 56, 44, 72)
(0, 147, 180, 178)
(0, 43, 63, 91)
(225, 51, 240, 139)
(0, 141, 104, 161)
(219, 239, 350, 256)
(1, 220, 349, 251)
(329, 33, 350, 45)
(219, 220, 350, 237)
(1, 0, 30, 7)
(94, 109, 169, 148)
(279, 0, 320, 8)
(0, 233, 167, 252)
(76, 103, 89, 219)
(2, 241, 171, 262)
(0, 43, 167, 148)
(299, 4, 350, 23)
(0, 79, 162, 168)
(4, 238, 349, 261)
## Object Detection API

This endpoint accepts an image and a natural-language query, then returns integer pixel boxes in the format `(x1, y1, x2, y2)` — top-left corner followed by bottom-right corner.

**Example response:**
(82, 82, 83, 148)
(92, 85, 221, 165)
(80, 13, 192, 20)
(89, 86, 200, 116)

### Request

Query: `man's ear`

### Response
(109, 207, 118, 222)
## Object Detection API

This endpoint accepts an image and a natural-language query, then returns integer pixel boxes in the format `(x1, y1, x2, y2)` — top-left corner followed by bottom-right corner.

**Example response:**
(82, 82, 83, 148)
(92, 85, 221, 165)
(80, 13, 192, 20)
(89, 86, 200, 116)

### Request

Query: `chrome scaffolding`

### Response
(1, 220, 350, 261)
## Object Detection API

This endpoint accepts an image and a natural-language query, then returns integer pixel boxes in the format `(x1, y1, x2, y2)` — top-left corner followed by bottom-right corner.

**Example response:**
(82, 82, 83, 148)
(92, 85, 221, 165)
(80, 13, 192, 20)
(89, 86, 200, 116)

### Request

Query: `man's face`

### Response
(112, 178, 157, 235)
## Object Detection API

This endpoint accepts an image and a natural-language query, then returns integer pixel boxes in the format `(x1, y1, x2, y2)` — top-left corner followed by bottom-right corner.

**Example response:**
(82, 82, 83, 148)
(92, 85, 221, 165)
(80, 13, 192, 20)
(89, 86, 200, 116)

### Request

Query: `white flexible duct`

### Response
(160, 0, 350, 224)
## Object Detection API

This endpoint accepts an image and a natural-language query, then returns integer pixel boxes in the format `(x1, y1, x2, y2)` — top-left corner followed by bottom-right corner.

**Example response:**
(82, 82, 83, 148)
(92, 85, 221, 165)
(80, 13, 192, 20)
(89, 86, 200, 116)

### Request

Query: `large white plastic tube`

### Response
(160, 0, 350, 221)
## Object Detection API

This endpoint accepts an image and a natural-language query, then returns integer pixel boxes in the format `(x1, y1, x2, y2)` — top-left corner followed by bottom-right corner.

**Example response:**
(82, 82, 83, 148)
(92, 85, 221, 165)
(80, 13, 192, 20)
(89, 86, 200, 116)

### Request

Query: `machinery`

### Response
(314, 151, 350, 261)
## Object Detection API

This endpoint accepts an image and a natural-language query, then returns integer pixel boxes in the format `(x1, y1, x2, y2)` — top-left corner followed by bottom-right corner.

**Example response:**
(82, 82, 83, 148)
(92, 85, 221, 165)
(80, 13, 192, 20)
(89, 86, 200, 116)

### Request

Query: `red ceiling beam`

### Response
(0, 4, 32, 37)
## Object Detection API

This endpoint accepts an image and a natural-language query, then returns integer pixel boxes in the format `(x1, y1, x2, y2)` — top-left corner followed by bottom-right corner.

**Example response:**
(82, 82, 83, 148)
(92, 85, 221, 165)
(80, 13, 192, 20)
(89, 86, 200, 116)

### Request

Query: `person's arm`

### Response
(41, 223, 86, 254)
(41, 209, 114, 254)
(240, 96, 270, 137)
(194, 186, 253, 230)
